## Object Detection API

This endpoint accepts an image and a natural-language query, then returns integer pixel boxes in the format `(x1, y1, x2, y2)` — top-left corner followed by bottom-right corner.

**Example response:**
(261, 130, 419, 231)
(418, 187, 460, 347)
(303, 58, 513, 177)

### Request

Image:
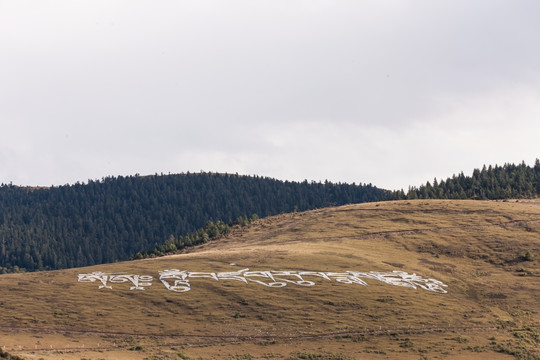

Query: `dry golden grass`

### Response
(1, 199, 539, 359)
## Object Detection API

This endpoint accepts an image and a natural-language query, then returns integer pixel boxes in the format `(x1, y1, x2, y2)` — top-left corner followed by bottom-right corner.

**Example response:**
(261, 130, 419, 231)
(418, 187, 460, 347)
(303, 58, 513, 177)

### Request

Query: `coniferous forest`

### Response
(405, 160, 540, 200)
(0, 172, 388, 273)
(1, 161, 539, 274)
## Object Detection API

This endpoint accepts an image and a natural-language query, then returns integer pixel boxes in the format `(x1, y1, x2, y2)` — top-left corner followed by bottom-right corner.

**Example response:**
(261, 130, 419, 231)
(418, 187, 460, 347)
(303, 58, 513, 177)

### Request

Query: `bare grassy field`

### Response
(1, 199, 539, 359)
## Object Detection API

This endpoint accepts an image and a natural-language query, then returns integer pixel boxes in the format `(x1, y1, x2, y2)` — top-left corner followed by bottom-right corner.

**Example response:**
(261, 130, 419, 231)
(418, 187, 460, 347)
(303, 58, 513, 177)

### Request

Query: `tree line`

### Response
(403, 160, 540, 200)
(130, 214, 258, 260)
(0, 172, 389, 273)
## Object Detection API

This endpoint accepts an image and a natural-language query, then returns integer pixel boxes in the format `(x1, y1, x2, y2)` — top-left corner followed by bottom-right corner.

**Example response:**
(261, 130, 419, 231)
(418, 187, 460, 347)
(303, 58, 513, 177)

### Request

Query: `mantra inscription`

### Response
(78, 269, 448, 294)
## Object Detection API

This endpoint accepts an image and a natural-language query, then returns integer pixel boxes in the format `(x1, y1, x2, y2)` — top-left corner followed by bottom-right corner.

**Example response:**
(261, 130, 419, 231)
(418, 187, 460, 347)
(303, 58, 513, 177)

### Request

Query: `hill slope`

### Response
(1, 199, 539, 359)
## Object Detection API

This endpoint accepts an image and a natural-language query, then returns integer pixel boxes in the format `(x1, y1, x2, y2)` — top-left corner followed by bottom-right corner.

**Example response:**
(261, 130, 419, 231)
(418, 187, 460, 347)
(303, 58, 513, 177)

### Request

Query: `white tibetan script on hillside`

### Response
(77, 272, 153, 290)
(78, 269, 448, 293)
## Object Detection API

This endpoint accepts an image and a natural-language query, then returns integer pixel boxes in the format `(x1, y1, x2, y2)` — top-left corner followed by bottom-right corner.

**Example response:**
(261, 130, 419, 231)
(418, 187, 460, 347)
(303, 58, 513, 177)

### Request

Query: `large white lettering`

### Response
(78, 269, 448, 294)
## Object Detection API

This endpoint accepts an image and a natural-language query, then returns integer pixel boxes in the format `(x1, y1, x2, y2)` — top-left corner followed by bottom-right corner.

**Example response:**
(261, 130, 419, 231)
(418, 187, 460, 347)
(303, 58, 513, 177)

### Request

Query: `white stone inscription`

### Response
(78, 269, 448, 293)
(78, 271, 153, 290)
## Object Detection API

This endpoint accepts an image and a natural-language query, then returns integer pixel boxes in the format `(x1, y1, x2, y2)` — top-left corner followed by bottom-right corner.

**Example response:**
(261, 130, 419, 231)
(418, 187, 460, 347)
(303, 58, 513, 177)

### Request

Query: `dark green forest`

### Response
(1, 161, 539, 274)
(405, 160, 540, 200)
(0, 172, 389, 273)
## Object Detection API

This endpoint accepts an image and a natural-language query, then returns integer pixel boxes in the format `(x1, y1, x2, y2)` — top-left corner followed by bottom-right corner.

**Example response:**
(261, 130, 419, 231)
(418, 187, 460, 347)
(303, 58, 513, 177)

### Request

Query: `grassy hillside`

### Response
(1, 199, 539, 359)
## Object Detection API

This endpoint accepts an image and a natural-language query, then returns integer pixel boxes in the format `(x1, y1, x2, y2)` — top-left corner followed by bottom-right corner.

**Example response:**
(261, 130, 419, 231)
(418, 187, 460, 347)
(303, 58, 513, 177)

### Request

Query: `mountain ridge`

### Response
(1, 160, 539, 274)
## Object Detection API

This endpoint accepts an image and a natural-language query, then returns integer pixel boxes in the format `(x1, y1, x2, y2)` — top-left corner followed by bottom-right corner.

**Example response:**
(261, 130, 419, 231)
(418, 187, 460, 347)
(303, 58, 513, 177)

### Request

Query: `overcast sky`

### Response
(1, 0, 539, 190)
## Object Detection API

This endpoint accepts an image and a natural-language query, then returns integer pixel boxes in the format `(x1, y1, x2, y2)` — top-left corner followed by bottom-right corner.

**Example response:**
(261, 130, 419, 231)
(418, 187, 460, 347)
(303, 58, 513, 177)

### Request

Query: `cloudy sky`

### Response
(1, 0, 539, 190)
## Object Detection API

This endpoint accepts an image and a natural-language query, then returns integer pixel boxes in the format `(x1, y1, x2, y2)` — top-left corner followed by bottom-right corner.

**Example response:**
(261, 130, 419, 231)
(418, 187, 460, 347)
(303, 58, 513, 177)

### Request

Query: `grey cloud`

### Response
(1, 0, 539, 187)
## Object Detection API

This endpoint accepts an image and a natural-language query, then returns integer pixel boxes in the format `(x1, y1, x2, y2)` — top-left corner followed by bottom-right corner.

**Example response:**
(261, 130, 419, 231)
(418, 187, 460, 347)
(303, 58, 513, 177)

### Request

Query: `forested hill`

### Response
(404, 160, 540, 200)
(0, 173, 389, 273)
